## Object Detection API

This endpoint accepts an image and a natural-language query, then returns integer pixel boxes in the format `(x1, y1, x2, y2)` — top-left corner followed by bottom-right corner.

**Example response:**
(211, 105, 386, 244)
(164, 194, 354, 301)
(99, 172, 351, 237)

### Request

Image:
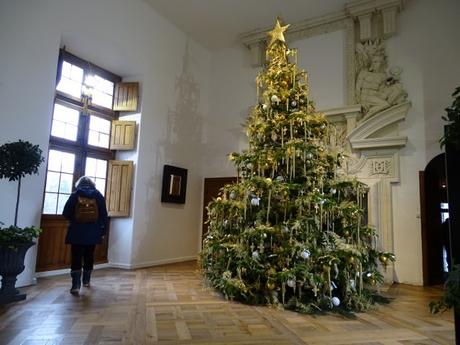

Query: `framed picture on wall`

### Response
(161, 165, 188, 204)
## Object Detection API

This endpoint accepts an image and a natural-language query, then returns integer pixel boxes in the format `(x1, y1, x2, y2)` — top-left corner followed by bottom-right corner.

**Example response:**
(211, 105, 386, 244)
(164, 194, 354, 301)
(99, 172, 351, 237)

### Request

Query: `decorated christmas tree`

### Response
(201, 19, 394, 313)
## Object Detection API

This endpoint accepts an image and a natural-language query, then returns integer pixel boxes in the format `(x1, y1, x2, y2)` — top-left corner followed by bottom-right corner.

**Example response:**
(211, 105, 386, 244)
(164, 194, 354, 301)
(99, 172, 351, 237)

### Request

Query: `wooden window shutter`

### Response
(110, 120, 136, 150)
(113, 82, 139, 112)
(106, 160, 133, 217)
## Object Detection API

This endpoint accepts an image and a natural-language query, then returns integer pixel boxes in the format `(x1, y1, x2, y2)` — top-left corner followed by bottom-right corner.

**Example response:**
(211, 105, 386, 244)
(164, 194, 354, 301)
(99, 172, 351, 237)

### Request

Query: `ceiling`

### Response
(145, 0, 349, 50)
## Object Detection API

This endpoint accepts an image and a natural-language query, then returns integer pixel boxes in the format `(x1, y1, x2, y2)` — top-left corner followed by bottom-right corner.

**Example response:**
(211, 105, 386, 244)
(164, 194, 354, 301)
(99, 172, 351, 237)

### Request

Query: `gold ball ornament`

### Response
(267, 281, 275, 290)
(347, 256, 356, 264)
(343, 230, 350, 238)
(379, 255, 388, 264)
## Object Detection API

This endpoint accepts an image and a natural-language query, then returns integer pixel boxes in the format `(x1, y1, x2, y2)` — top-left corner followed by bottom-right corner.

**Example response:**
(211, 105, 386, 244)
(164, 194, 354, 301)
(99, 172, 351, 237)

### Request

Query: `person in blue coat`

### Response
(63, 176, 108, 294)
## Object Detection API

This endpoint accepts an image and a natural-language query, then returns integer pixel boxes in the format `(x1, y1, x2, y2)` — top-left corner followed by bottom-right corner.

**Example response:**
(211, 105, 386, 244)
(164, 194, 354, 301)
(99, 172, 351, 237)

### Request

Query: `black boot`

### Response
(70, 270, 81, 294)
(82, 270, 92, 287)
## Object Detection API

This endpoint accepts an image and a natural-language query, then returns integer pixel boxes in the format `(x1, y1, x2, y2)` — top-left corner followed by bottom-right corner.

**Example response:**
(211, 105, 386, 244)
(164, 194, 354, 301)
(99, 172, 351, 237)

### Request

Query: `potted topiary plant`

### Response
(0, 140, 44, 304)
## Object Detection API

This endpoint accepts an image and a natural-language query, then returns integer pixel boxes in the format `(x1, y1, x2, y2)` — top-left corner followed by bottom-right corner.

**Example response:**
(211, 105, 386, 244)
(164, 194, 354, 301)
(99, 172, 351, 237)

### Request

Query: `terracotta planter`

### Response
(0, 241, 34, 304)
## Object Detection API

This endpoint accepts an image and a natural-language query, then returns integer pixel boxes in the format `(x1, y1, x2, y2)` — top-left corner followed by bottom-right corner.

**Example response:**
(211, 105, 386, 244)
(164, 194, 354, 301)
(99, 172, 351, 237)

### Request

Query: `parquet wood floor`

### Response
(0, 261, 455, 345)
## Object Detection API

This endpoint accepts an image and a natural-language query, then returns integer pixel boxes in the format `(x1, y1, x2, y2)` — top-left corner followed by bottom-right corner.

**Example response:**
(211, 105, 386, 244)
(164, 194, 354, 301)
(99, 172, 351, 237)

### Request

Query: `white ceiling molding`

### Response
(239, 10, 349, 49)
(344, 0, 405, 18)
(345, 0, 405, 40)
(239, 0, 405, 52)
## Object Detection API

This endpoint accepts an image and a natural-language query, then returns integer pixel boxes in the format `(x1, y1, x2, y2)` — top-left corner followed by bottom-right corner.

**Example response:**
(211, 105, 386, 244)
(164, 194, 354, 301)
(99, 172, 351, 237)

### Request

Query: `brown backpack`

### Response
(74, 196, 99, 223)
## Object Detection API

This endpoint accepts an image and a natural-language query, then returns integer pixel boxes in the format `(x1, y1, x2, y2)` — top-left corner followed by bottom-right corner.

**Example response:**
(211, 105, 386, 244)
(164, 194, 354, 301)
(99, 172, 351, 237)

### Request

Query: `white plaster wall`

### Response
(386, 0, 460, 285)
(295, 30, 347, 110)
(0, 0, 210, 282)
(129, 39, 210, 266)
(206, 44, 255, 177)
(0, 1, 60, 286)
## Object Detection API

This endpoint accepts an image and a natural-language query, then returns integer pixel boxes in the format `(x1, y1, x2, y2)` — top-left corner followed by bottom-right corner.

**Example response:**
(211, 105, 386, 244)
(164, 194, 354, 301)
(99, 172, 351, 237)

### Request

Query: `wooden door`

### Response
(202, 177, 237, 242)
(419, 153, 447, 285)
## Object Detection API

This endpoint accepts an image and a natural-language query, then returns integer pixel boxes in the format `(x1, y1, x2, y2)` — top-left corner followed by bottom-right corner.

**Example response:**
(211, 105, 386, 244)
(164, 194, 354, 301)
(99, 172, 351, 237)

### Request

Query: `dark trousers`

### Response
(71, 244, 95, 271)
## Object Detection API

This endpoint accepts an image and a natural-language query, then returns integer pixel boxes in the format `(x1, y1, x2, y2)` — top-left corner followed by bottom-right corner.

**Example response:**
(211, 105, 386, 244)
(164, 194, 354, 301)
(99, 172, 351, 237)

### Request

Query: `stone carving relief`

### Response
(355, 40, 408, 121)
(369, 159, 392, 176)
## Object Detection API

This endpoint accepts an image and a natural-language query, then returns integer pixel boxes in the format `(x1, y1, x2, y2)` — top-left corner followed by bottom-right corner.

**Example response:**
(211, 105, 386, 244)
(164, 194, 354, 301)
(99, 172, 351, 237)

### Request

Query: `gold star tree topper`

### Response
(267, 18, 290, 47)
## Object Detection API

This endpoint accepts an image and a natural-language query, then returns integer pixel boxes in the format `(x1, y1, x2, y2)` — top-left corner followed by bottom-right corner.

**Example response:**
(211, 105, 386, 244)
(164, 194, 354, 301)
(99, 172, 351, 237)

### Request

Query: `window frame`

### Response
(42, 49, 121, 218)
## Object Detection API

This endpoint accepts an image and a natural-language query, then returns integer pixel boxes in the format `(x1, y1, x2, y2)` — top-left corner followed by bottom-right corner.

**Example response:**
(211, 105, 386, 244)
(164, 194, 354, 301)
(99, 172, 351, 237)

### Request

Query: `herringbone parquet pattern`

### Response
(0, 261, 455, 344)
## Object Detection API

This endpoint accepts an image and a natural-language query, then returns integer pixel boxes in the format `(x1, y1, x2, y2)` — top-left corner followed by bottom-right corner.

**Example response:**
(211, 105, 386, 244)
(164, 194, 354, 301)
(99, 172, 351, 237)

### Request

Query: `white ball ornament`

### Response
(229, 191, 236, 199)
(331, 188, 337, 195)
(247, 163, 253, 169)
(287, 279, 296, 288)
(300, 249, 311, 260)
(306, 153, 313, 159)
(251, 197, 260, 206)
(275, 176, 284, 182)
(271, 95, 280, 103)
(262, 103, 268, 111)
(282, 226, 290, 233)
(252, 251, 259, 259)
(291, 100, 297, 107)
(331, 297, 341, 307)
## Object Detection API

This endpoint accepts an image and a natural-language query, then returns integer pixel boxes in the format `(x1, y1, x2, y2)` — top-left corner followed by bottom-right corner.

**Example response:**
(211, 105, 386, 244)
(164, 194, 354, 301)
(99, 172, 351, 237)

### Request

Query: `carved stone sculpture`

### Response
(355, 40, 407, 121)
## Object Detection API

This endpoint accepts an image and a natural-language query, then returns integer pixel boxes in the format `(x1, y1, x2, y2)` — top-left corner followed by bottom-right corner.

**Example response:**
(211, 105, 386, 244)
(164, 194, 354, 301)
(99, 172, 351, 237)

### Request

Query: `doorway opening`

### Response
(420, 153, 449, 285)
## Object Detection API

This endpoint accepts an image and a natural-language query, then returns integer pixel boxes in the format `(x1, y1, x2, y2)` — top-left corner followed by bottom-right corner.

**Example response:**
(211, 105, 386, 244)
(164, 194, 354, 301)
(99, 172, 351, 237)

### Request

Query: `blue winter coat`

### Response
(62, 186, 108, 245)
